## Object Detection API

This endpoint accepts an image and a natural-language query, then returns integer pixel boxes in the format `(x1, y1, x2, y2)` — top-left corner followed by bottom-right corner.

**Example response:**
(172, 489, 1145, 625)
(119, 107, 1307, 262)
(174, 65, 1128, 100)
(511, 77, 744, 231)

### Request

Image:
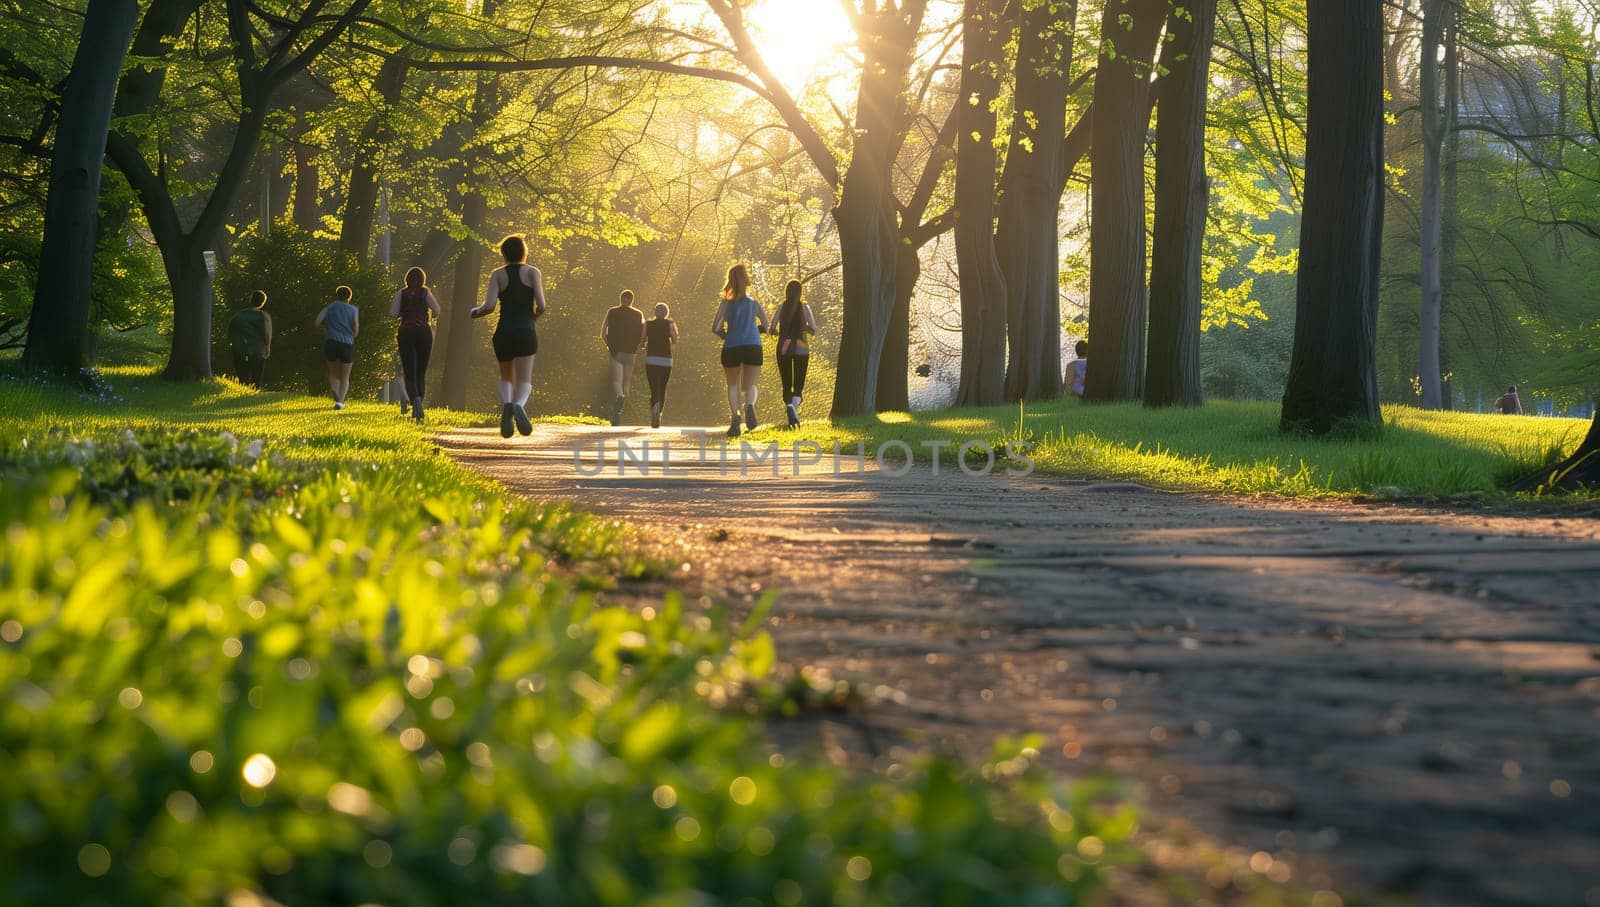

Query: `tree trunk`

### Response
(998, 0, 1075, 402)
(1416, 0, 1445, 409)
(22, 0, 140, 379)
(1145, 0, 1215, 408)
(875, 246, 919, 411)
(953, 0, 1009, 407)
(439, 193, 487, 411)
(1084, 0, 1165, 402)
(1512, 408, 1600, 492)
(292, 142, 320, 232)
(1280, 0, 1384, 435)
(339, 54, 410, 259)
(829, 7, 924, 419)
(163, 247, 216, 381)
(1439, 3, 1459, 410)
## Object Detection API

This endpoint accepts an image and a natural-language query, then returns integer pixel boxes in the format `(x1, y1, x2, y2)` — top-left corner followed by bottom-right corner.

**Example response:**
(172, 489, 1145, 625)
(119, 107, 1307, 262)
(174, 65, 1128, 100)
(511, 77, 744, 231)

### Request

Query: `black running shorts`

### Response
(324, 340, 355, 364)
(493, 327, 538, 362)
(720, 344, 762, 368)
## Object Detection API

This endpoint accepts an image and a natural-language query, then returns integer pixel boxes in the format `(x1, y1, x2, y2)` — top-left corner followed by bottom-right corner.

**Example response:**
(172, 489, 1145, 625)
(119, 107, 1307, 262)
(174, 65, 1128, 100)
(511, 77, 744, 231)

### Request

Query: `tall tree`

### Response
(998, 0, 1078, 402)
(954, 0, 1009, 406)
(1144, 0, 1217, 408)
(1280, 0, 1384, 434)
(1416, 0, 1451, 409)
(438, 69, 496, 411)
(104, 0, 371, 380)
(823, 1, 931, 417)
(21, 0, 140, 379)
(1083, 0, 1165, 402)
(338, 53, 412, 260)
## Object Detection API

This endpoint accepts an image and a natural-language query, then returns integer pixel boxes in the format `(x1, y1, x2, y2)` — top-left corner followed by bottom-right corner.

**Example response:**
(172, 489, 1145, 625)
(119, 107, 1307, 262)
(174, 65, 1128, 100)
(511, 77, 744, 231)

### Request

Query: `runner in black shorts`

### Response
(471, 235, 546, 438)
(643, 303, 678, 428)
(710, 264, 769, 437)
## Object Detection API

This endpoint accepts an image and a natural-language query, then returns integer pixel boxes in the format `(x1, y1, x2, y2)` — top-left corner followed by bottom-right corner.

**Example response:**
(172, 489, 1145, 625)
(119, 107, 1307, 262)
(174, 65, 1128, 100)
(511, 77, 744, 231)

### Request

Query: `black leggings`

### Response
(646, 364, 671, 408)
(398, 326, 433, 401)
(777, 354, 809, 403)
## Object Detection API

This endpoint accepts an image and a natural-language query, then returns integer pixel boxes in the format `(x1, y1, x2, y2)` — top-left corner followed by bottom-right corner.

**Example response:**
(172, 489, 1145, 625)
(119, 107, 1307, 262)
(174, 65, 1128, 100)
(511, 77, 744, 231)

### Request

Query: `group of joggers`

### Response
(226, 236, 818, 438)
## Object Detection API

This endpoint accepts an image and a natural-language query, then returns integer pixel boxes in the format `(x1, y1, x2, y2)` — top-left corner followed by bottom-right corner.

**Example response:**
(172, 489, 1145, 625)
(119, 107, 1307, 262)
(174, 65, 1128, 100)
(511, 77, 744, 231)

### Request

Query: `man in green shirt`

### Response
(227, 290, 273, 387)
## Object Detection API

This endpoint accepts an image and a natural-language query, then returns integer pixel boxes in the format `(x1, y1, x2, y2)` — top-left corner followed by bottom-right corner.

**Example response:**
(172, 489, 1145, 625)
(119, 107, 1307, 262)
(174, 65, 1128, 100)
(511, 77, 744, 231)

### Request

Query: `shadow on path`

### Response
(440, 424, 1600, 907)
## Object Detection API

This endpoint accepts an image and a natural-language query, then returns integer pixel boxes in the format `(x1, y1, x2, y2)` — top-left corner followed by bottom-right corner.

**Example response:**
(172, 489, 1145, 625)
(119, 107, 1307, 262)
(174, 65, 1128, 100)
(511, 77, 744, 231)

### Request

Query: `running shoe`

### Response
(412, 397, 424, 422)
(400, 398, 408, 415)
(500, 403, 515, 438)
(513, 404, 533, 436)
(334, 401, 344, 410)
(727, 417, 741, 439)
(611, 395, 625, 426)
(744, 403, 757, 431)
(786, 402, 799, 428)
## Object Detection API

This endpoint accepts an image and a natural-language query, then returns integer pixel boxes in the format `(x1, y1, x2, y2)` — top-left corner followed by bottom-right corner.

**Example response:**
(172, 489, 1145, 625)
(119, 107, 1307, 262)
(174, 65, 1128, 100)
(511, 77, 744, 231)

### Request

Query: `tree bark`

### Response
(998, 0, 1076, 402)
(339, 54, 411, 259)
(954, 0, 1010, 407)
(22, 0, 140, 379)
(438, 46, 497, 411)
(1280, 0, 1384, 435)
(1083, 0, 1165, 402)
(829, 3, 928, 418)
(1512, 408, 1600, 492)
(875, 247, 919, 411)
(1439, 3, 1459, 409)
(1144, 0, 1215, 408)
(1416, 0, 1446, 409)
(292, 141, 320, 232)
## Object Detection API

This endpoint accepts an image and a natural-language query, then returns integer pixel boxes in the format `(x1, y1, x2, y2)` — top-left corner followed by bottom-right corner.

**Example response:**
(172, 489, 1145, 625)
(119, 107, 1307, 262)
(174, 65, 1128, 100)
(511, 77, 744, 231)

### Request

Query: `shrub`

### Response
(214, 228, 391, 398)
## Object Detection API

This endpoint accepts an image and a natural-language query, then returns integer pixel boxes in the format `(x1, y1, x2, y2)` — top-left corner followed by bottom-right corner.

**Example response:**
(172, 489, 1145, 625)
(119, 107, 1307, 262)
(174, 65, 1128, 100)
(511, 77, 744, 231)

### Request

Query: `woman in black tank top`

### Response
(643, 303, 678, 428)
(470, 234, 547, 438)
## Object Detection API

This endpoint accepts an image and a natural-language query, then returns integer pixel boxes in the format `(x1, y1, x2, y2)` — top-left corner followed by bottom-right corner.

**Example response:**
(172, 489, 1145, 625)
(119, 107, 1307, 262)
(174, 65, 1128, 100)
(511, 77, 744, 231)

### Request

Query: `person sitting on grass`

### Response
(227, 290, 272, 388)
(1494, 385, 1523, 415)
(1068, 340, 1089, 398)
(314, 286, 360, 410)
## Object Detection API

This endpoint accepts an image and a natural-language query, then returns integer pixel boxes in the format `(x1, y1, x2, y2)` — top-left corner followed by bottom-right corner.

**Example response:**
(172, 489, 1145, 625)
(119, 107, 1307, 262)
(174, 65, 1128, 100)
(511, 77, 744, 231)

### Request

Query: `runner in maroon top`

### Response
(389, 267, 441, 422)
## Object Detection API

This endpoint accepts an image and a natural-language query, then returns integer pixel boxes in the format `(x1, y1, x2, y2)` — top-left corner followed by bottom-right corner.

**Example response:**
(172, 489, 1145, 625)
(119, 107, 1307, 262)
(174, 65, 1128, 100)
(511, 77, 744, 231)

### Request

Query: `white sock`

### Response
(745, 385, 758, 407)
(514, 382, 531, 407)
(791, 395, 801, 410)
(727, 386, 740, 418)
(498, 380, 513, 404)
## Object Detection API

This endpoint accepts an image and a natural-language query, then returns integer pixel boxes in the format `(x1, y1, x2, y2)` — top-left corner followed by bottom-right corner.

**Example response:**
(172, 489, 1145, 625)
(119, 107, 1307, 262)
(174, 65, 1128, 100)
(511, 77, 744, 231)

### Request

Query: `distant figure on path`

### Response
(1494, 385, 1523, 415)
(601, 289, 646, 425)
(1068, 340, 1089, 398)
(390, 267, 441, 422)
(314, 286, 360, 409)
(711, 264, 768, 438)
(471, 234, 546, 438)
(771, 279, 817, 428)
(644, 303, 678, 429)
(227, 290, 272, 388)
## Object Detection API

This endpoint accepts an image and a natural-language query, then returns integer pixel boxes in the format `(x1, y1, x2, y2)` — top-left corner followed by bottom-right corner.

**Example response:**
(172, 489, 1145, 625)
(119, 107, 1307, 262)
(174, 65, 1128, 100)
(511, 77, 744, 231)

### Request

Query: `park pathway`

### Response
(439, 424, 1600, 907)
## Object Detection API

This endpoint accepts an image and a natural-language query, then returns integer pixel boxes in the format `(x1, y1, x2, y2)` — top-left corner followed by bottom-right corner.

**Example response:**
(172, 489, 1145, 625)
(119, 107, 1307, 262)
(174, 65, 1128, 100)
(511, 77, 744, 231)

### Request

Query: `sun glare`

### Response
(745, 0, 855, 94)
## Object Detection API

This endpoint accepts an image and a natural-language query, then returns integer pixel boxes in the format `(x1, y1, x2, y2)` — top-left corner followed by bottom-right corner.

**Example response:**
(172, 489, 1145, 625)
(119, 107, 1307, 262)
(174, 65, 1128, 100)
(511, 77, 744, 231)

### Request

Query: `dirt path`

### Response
(439, 424, 1600, 906)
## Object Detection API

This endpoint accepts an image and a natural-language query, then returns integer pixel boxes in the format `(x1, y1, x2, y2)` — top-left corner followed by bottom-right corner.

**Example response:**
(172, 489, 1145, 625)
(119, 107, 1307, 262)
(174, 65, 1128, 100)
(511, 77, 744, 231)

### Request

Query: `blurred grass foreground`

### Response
(0, 371, 1132, 906)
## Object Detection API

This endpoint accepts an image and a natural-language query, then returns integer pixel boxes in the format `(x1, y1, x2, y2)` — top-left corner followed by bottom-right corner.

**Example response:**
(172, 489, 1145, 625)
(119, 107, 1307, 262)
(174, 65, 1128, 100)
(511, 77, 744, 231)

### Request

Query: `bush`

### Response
(214, 228, 391, 398)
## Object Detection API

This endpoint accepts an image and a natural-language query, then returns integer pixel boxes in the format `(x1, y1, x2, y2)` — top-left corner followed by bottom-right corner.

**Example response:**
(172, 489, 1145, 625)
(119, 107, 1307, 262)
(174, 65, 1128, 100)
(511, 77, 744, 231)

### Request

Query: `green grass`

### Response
(0, 369, 1138, 905)
(752, 398, 1594, 502)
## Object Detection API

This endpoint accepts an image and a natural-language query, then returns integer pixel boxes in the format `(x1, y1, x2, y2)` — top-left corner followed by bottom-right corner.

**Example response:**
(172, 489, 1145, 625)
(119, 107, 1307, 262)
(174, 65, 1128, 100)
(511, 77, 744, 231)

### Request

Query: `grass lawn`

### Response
(0, 369, 1149, 905)
(751, 398, 1595, 502)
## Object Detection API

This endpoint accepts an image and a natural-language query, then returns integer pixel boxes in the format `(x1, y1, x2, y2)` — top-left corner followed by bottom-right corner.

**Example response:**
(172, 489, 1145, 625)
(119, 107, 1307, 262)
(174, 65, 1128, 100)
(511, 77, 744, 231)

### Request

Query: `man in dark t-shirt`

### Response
(600, 289, 646, 425)
(227, 290, 273, 387)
